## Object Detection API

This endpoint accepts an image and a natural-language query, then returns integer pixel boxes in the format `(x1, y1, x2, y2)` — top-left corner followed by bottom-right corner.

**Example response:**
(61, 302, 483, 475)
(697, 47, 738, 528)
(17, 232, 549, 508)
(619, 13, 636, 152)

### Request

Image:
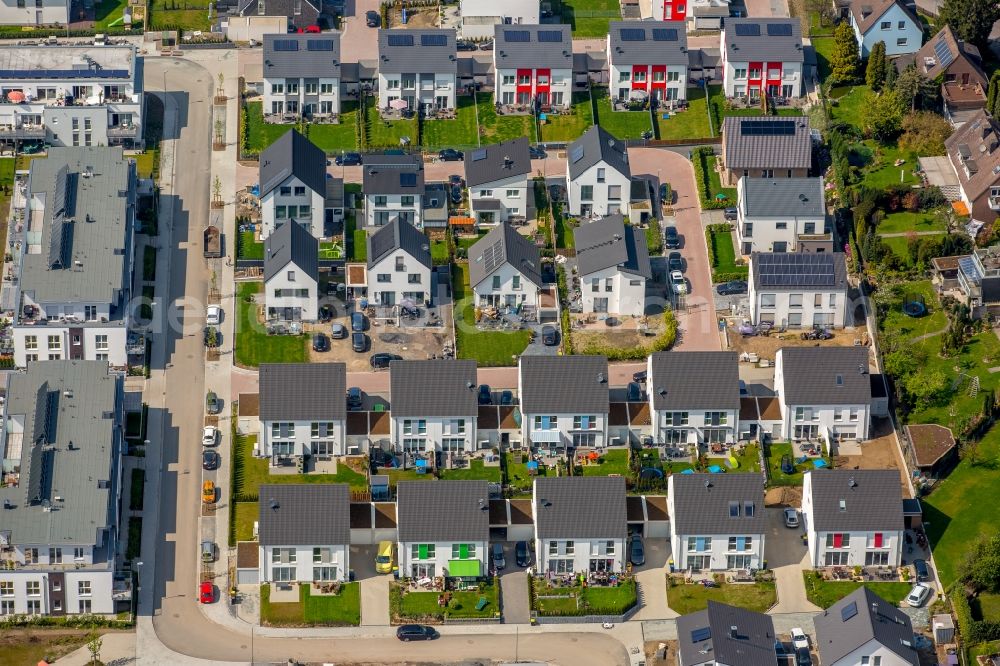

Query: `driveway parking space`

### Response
(352, 545, 393, 626)
(632, 537, 674, 620)
(340, 0, 382, 64)
(765, 507, 820, 613)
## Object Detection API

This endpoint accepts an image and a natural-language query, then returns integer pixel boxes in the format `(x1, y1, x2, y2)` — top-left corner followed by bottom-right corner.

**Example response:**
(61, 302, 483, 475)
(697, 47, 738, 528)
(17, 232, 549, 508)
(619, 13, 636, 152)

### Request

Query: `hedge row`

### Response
(577, 310, 677, 361)
(693, 147, 730, 210)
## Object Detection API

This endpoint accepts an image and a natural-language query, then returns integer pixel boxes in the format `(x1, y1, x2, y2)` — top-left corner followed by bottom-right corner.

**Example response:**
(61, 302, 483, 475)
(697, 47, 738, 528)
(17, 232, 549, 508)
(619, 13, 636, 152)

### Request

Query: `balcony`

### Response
(797, 232, 832, 241)
(107, 125, 138, 139)
(0, 125, 45, 139)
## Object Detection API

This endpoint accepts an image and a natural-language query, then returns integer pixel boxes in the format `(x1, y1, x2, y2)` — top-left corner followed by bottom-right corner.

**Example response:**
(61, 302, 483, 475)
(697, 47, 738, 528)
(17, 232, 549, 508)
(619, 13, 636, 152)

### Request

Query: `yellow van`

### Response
(375, 540, 395, 574)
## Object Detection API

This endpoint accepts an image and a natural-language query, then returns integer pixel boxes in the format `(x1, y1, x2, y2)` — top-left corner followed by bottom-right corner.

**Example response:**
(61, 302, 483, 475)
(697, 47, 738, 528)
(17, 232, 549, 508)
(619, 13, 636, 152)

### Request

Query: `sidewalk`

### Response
(55, 632, 137, 666)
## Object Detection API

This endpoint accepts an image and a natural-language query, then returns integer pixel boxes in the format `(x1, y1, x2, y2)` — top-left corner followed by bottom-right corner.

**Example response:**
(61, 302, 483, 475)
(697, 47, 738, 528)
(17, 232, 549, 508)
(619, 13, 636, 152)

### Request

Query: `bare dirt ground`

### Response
(726, 324, 871, 362)
(765, 486, 803, 507)
(390, 6, 439, 28)
(833, 417, 912, 496)
(3, 628, 132, 665)
(644, 640, 679, 666)
(570, 313, 668, 355)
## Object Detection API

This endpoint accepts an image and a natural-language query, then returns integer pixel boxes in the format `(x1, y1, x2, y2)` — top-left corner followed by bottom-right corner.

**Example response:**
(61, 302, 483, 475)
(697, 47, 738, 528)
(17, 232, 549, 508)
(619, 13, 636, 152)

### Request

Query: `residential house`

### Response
(899, 25, 987, 125)
(459, 0, 538, 39)
(493, 25, 573, 110)
(396, 481, 490, 579)
(944, 110, 1000, 224)
(258, 129, 328, 239)
(955, 247, 1000, 314)
(235, 0, 326, 31)
(0, 46, 143, 148)
(263, 218, 319, 322)
(468, 222, 545, 314)
(676, 601, 779, 666)
(518, 355, 610, 451)
(257, 363, 347, 466)
(377, 29, 458, 114)
(802, 469, 904, 568)
(261, 34, 341, 122)
(687, 0, 732, 30)
(849, 0, 923, 57)
(813, 587, 919, 666)
(366, 219, 432, 307)
(0, 0, 69, 25)
(466, 137, 532, 225)
(668, 473, 766, 571)
(574, 215, 651, 317)
(533, 477, 627, 574)
(0, 361, 128, 617)
(648, 351, 741, 445)
(774, 347, 872, 443)
(748, 252, 849, 329)
(607, 21, 688, 105)
(720, 19, 805, 100)
(12, 148, 138, 368)
(363, 154, 425, 229)
(389, 360, 479, 453)
(736, 177, 829, 255)
(566, 125, 632, 217)
(257, 484, 351, 584)
(720, 116, 812, 187)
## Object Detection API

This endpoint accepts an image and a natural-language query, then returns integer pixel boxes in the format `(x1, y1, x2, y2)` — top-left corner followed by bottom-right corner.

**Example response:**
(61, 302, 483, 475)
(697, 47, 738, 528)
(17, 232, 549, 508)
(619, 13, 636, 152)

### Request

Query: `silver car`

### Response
(784, 508, 799, 528)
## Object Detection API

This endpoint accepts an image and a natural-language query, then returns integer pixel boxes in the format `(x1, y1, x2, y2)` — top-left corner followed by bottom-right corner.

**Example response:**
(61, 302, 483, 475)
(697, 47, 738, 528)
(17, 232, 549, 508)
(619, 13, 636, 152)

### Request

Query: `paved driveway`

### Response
(340, 0, 381, 64)
(631, 537, 675, 620)
(501, 570, 532, 624)
(353, 545, 392, 625)
(765, 508, 821, 614)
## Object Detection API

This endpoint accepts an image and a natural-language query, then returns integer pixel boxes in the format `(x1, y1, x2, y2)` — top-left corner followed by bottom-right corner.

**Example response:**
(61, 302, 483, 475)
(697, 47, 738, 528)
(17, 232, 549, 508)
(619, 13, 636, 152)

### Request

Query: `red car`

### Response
(199, 581, 214, 604)
(305, 24, 321, 33)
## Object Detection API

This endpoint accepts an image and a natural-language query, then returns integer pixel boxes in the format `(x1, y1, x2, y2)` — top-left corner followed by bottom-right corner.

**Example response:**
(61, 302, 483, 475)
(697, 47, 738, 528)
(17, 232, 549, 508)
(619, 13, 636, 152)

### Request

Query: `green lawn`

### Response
(707, 227, 747, 281)
(232, 501, 257, 543)
(654, 86, 712, 140)
(95, 0, 130, 30)
(801, 572, 912, 609)
(382, 467, 434, 487)
(812, 36, 836, 82)
(707, 85, 803, 133)
(829, 85, 868, 126)
(533, 578, 637, 615)
(973, 592, 1000, 622)
(234, 282, 308, 367)
(592, 88, 652, 139)
(479, 95, 536, 144)
(319, 241, 343, 260)
(148, 0, 211, 31)
(452, 263, 531, 366)
(456, 232, 488, 254)
(439, 459, 503, 482)
(667, 578, 777, 614)
(430, 239, 450, 265)
(765, 442, 805, 486)
(142, 245, 157, 282)
(307, 102, 360, 153)
(554, 203, 574, 250)
(245, 102, 298, 153)
(260, 583, 361, 626)
(557, 0, 621, 37)
(695, 150, 737, 204)
(238, 231, 264, 260)
(852, 140, 920, 190)
(876, 211, 947, 235)
(366, 97, 418, 150)
(422, 96, 479, 150)
(394, 581, 500, 620)
(539, 93, 594, 142)
(506, 452, 549, 494)
(580, 449, 630, 476)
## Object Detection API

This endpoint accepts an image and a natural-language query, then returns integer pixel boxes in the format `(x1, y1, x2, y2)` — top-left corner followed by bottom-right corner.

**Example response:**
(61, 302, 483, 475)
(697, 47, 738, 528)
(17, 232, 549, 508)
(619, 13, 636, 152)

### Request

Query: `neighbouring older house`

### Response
(904, 423, 958, 477)
(944, 110, 1000, 225)
(720, 116, 812, 187)
(956, 246, 1000, 316)
(898, 25, 987, 126)
(849, 0, 923, 57)
(748, 252, 849, 329)
(574, 215, 652, 317)
(736, 177, 829, 254)
(720, 19, 805, 101)
(607, 21, 689, 105)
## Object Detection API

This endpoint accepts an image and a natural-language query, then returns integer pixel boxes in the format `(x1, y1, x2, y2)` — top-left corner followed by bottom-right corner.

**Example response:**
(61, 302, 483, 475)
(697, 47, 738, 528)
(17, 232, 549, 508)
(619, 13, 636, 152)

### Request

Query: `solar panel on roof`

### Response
(400, 173, 417, 187)
(756, 253, 836, 288)
(272, 39, 299, 51)
(619, 28, 646, 41)
(734, 23, 761, 37)
(691, 627, 712, 642)
(421, 33, 448, 46)
(570, 145, 584, 163)
(740, 119, 796, 136)
(471, 148, 487, 161)
(841, 601, 858, 621)
(766, 23, 793, 36)
(504, 30, 531, 42)
(538, 30, 564, 42)
(307, 39, 334, 51)
(652, 28, 678, 41)
(933, 38, 955, 68)
(387, 34, 414, 47)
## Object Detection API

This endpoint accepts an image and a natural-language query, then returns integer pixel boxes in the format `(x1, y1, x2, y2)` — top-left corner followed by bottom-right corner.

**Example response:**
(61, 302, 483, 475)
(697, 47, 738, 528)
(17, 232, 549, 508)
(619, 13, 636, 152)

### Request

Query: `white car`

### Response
(206, 305, 222, 326)
(202, 426, 218, 447)
(790, 628, 809, 650)
(670, 270, 688, 295)
(906, 583, 931, 607)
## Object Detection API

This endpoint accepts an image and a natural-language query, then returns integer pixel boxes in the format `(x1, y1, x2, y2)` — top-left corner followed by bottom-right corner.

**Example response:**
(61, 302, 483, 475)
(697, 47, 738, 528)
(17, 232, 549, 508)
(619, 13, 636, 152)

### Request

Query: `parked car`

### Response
(199, 581, 214, 604)
(202, 426, 218, 447)
(626, 382, 642, 402)
(529, 145, 547, 160)
(906, 583, 931, 607)
(670, 270, 688, 295)
(784, 508, 799, 528)
(347, 387, 363, 410)
(376, 540, 395, 574)
(794, 646, 812, 666)
(478, 39, 494, 50)
(448, 174, 465, 188)
(352, 332, 368, 353)
(206, 305, 222, 326)
(913, 559, 929, 582)
(438, 148, 464, 162)
(659, 182, 672, 205)
(396, 625, 437, 641)
(304, 24, 321, 33)
(351, 311, 367, 331)
(790, 628, 809, 650)
(456, 39, 477, 51)
(331, 323, 348, 339)
(202, 480, 215, 504)
(632, 370, 647, 383)
(478, 384, 491, 405)
(335, 152, 362, 166)
(667, 251, 684, 273)
(318, 305, 334, 322)
(500, 390, 513, 405)
(366, 10, 381, 27)
(492, 543, 506, 570)
(370, 352, 402, 369)
(723, 207, 738, 221)
(450, 184, 463, 205)
(541, 324, 558, 346)
(663, 225, 680, 249)
(202, 449, 220, 471)
(312, 333, 330, 352)
(515, 541, 531, 567)
(716, 280, 748, 296)
(205, 391, 221, 415)
(629, 535, 645, 566)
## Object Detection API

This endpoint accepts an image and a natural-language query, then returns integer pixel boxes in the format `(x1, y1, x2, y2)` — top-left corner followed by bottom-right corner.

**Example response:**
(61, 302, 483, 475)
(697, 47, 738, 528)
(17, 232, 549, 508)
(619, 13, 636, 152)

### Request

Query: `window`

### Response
(271, 548, 297, 564)
(286, 270, 296, 282)
(804, 222, 816, 234)
(0, 582, 12, 596)
(401, 195, 414, 207)
(760, 294, 776, 309)
(705, 411, 728, 426)
(26, 581, 40, 596)
(572, 415, 596, 429)
(814, 293, 823, 308)
(549, 541, 558, 556)
(743, 223, 753, 238)
(565, 541, 574, 555)
(52, 579, 61, 591)
(861, 657, 883, 666)
(518, 74, 531, 85)
(294, 186, 306, 196)
(95, 335, 109, 351)
(374, 195, 388, 207)
(749, 68, 761, 79)
(74, 547, 84, 561)
(85, 305, 97, 321)
(580, 185, 593, 201)
(667, 411, 688, 426)
(653, 70, 665, 82)
(551, 92, 564, 106)
(727, 536, 753, 551)
(761, 169, 774, 178)
(824, 551, 849, 566)
(0, 600, 12, 615)
(537, 74, 550, 85)
(825, 533, 851, 548)
(502, 75, 515, 86)
(376, 273, 390, 283)
(313, 566, 338, 581)
(287, 82, 299, 94)
(78, 580, 92, 596)
(403, 420, 426, 435)
(49, 548, 62, 564)
(619, 71, 630, 82)
(865, 551, 889, 566)
(298, 205, 311, 219)
(271, 83, 284, 94)
(395, 256, 405, 272)
(512, 275, 521, 290)
(834, 409, 843, 422)
(533, 415, 557, 429)
(304, 83, 317, 95)
(313, 547, 331, 563)
(633, 71, 646, 83)
(24, 548, 38, 564)
(880, 21, 891, 29)
(311, 422, 334, 439)
(729, 501, 740, 518)
(603, 184, 621, 201)
(47, 335, 61, 350)
(849, 409, 859, 421)
(411, 544, 436, 560)
(789, 293, 803, 308)
(896, 38, 907, 46)
(505, 189, 519, 198)
(667, 71, 680, 82)
(280, 186, 292, 196)
(687, 537, 710, 552)
(25, 335, 37, 350)
(407, 274, 421, 284)
(26, 600, 40, 615)
(271, 567, 295, 582)
(451, 543, 476, 559)
(275, 205, 287, 220)
(898, 20, 906, 29)
(744, 501, 755, 517)
(491, 275, 501, 290)
(734, 68, 747, 79)
(320, 83, 333, 94)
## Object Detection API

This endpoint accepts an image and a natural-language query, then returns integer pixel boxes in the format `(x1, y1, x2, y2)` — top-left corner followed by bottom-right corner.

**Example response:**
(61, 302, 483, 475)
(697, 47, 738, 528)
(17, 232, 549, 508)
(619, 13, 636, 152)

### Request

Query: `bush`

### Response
(578, 310, 677, 360)
(0, 614, 134, 629)
(692, 147, 730, 210)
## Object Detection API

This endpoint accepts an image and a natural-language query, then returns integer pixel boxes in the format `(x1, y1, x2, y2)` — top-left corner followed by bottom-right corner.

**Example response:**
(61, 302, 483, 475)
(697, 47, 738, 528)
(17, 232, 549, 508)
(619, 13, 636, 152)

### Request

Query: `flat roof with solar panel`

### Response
(609, 21, 687, 66)
(751, 252, 848, 291)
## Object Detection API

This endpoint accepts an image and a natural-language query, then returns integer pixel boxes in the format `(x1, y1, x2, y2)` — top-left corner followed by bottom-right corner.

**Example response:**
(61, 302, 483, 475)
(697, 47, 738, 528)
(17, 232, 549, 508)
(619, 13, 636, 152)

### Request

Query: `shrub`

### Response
(577, 310, 677, 360)
(692, 147, 730, 210)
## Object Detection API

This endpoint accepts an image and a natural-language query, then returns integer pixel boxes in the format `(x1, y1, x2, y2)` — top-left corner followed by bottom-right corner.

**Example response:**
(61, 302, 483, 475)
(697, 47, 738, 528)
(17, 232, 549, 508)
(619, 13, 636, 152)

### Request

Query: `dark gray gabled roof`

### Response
(464, 138, 531, 187)
(751, 252, 847, 292)
(815, 587, 918, 666)
(608, 21, 688, 67)
(778, 347, 872, 406)
(722, 116, 812, 171)
(367, 218, 433, 270)
(723, 18, 805, 63)
(568, 125, 631, 181)
(669, 473, 765, 535)
(574, 216, 652, 280)
(805, 469, 904, 532)
(262, 33, 341, 80)
(260, 129, 328, 198)
(389, 360, 478, 417)
(396, 481, 491, 542)
(377, 29, 458, 75)
(259, 363, 347, 422)
(741, 177, 825, 218)
(264, 219, 319, 283)
(258, 484, 351, 546)
(677, 602, 778, 666)
(519, 355, 610, 414)
(533, 477, 627, 539)
(493, 24, 573, 70)
(468, 222, 544, 290)
(363, 154, 425, 196)
(649, 352, 740, 411)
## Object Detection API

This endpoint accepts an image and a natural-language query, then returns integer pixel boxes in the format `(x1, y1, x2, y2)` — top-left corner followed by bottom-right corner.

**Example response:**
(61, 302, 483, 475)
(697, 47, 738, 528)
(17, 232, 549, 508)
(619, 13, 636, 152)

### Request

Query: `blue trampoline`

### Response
(640, 467, 664, 479)
(415, 459, 429, 474)
(813, 459, 828, 469)
(681, 468, 695, 474)
(708, 465, 723, 473)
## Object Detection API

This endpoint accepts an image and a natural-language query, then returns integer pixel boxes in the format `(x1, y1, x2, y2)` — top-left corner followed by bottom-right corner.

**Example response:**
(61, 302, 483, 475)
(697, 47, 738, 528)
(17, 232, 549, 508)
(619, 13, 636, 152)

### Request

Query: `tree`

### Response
(893, 63, 936, 111)
(86, 634, 103, 666)
(899, 111, 954, 155)
(884, 59, 898, 90)
(988, 71, 1000, 116)
(865, 41, 888, 91)
(862, 89, 904, 141)
(939, 0, 1000, 47)
(903, 368, 949, 408)
(830, 22, 861, 84)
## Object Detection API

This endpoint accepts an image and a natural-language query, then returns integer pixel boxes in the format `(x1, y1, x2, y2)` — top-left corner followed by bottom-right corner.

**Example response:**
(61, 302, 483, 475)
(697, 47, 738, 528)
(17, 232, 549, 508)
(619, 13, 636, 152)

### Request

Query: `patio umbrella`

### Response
(715, 193, 728, 200)
(389, 98, 408, 110)
(629, 89, 648, 100)
(7, 91, 24, 103)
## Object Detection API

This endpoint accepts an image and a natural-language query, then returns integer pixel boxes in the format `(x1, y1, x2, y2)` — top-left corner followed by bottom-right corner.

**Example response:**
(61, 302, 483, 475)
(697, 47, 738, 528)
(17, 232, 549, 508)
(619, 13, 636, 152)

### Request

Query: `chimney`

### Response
(729, 626, 738, 639)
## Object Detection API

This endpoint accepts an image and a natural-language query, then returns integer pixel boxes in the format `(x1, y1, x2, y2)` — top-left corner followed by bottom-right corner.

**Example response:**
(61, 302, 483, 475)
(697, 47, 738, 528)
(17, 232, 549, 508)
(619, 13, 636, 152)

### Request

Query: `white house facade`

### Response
(389, 360, 479, 454)
(574, 216, 651, 317)
(533, 477, 628, 574)
(721, 19, 805, 100)
(259, 129, 327, 239)
(566, 126, 632, 218)
(493, 25, 573, 110)
(459, 0, 538, 39)
(377, 29, 458, 113)
(263, 220, 319, 322)
(261, 33, 341, 121)
(648, 351, 741, 445)
(815, 587, 920, 666)
(849, 0, 923, 57)
(257, 485, 351, 583)
(396, 481, 490, 579)
(748, 252, 849, 329)
(366, 219, 433, 307)
(519, 356, 610, 451)
(736, 177, 828, 255)
(257, 364, 347, 466)
(363, 155, 425, 229)
(607, 21, 688, 104)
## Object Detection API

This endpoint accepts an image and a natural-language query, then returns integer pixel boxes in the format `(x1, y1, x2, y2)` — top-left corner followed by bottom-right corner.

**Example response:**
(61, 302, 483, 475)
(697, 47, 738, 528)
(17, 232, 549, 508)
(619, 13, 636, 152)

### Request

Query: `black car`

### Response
(663, 225, 680, 249)
(318, 305, 334, 322)
(723, 207, 738, 221)
(626, 382, 642, 402)
(629, 535, 645, 566)
(202, 449, 220, 471)
(312, 333, 330, 352)
(659, 182, 672, 205)
(478, 384, 491, 405)
(370, 352, 402, 370)
(352, 332, 367, 353)
(347, 387, 363, 410)
(515, 541, 531, 567)
(716, 280, 749, 296)
(492, 543, 506, 570)
(365, 10, 381, 27)
(632, 370, 647, 383)
(795, 647, 812, 666)
(396, 624, 438, 641)
(450, 184, 463, 205)
(448, 174, 465, 187)
(529, 145, 547, 160)
(667, 251, 684, 273)
(500, 389, 513, 405)
(334, 152, 362, 166)
(541, 324, 558, 346)
(913, 559, 929, 582)
(456, 39, 478, 51)
(439, 148, 464, 162)
(351, 311, 367, 332)
(478, 39, 494, 50)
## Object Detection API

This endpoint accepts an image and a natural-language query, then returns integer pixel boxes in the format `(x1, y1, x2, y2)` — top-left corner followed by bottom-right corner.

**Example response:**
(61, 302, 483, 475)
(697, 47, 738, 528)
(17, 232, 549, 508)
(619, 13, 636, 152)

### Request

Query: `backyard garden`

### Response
(234, 282, 308, 367)
(391, 580, 501, 622)
(260, 582, 361, 627)
(530, 575, 637, 616)
(451, 263, 532, 366)
(666, 575, 776, 614)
